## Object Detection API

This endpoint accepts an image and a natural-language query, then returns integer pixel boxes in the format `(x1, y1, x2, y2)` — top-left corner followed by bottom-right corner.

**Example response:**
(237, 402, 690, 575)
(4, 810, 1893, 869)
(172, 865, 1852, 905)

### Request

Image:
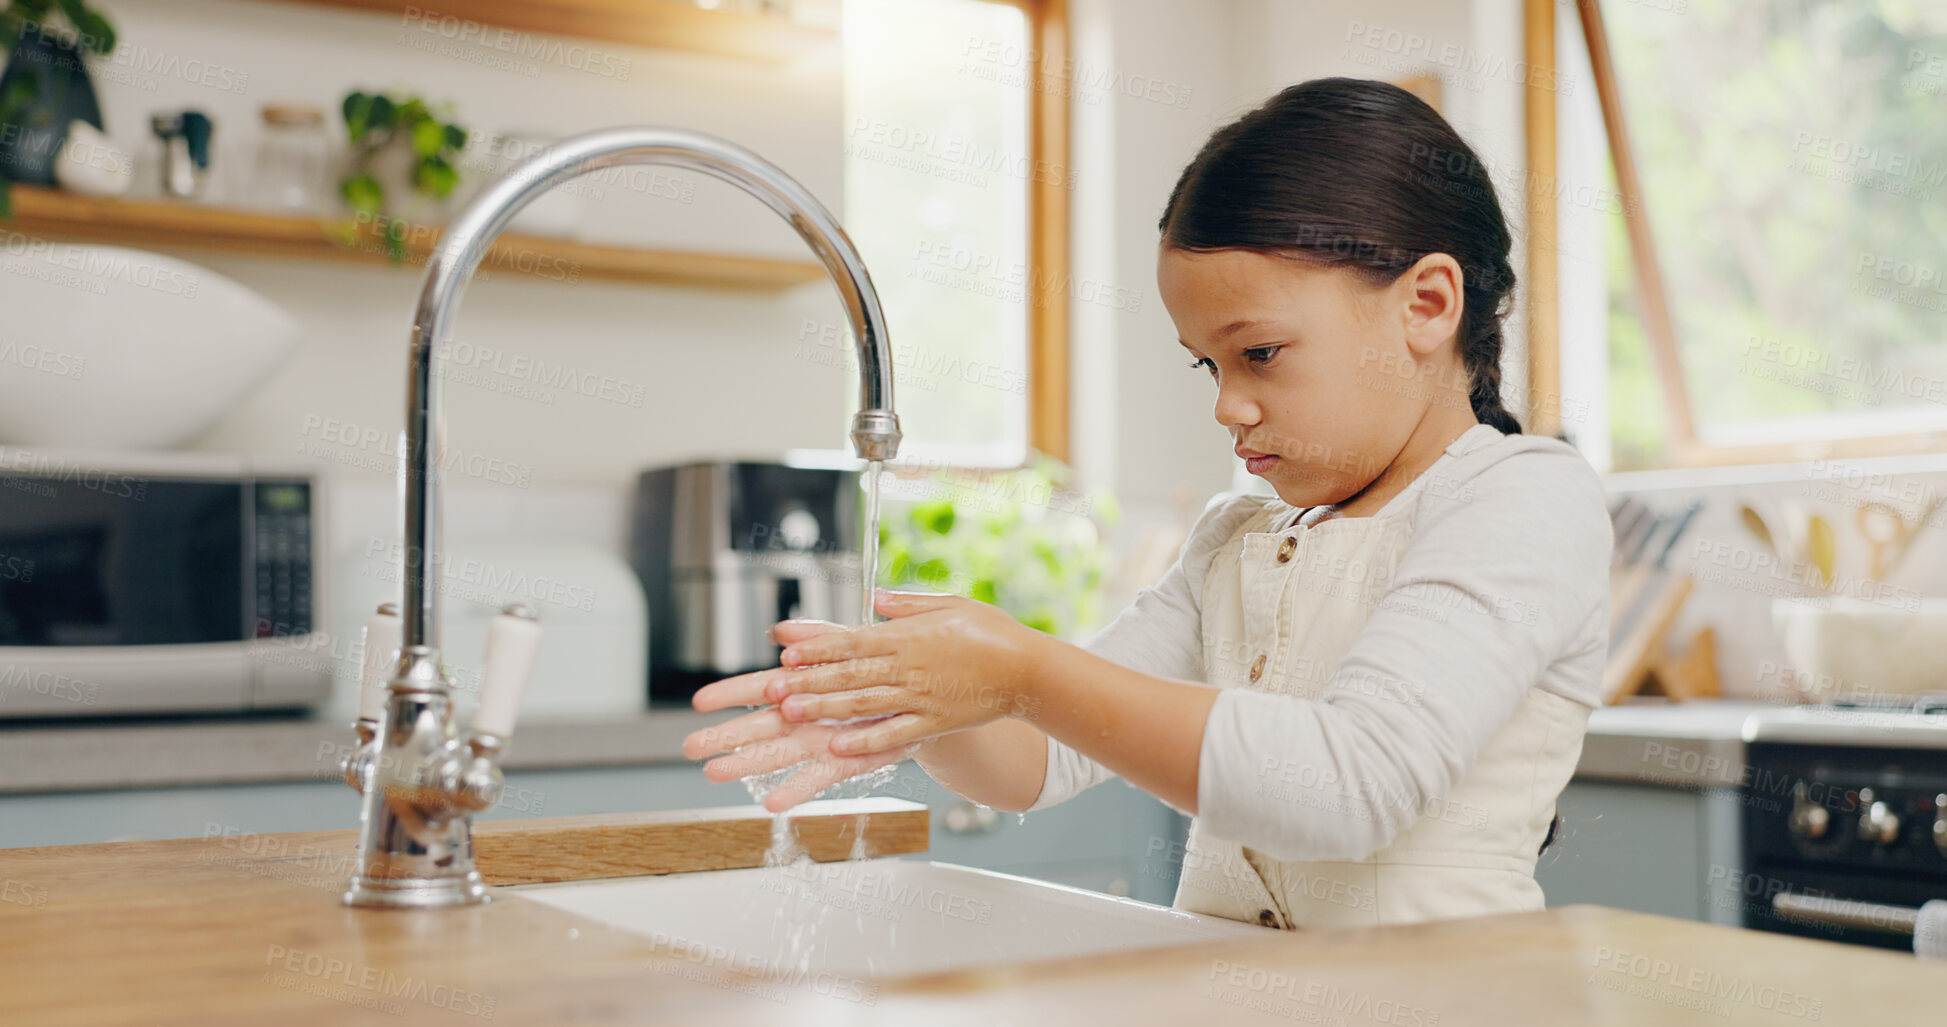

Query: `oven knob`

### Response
(1856, 788, 1902, 847)
(1934, 794, 1946, 858)
(1788, 782, 1829, 841)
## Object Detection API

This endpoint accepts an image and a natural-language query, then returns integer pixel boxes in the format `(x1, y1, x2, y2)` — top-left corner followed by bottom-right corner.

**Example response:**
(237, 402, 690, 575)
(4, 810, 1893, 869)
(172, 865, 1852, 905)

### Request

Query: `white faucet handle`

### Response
(474, 604, 541, 740)
(356, 603, 402, 725)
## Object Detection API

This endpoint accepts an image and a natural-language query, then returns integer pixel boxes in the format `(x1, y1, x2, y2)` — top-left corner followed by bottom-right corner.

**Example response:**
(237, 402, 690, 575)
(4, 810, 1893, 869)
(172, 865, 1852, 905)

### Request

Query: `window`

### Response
(1560, 0, 1947, 469)
(788, 0, 1044, 470)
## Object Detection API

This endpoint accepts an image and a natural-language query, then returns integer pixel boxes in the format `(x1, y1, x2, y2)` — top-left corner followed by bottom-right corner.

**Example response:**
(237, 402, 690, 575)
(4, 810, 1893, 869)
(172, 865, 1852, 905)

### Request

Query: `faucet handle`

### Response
(356, 602, 403, 726)
(473, 604, 541, 740)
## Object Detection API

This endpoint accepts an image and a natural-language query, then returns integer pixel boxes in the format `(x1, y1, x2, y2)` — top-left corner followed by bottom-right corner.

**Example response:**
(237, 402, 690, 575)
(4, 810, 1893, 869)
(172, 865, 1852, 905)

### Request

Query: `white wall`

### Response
(1066, 0, 1258, 514)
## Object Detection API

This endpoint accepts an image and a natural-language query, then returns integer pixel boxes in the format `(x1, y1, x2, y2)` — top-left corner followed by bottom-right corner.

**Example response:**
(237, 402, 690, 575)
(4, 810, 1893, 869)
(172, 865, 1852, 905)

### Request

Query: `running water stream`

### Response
(741, 458, 892, 847)
(734, 461, 921, 974)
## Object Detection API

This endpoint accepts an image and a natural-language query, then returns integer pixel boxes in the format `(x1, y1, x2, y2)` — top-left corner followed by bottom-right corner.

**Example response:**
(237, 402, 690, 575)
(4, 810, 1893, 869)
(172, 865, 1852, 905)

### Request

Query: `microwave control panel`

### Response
(251, 480, 312, 639)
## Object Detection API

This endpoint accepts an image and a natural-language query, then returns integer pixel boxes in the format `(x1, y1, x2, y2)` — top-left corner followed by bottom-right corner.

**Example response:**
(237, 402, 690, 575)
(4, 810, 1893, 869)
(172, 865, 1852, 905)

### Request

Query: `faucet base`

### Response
(343, 870, 490, 909)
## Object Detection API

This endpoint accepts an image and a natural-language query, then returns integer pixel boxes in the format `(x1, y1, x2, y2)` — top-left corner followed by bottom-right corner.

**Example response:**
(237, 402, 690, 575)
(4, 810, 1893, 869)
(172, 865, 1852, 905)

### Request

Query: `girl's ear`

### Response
(1400, 253, 1465, 358)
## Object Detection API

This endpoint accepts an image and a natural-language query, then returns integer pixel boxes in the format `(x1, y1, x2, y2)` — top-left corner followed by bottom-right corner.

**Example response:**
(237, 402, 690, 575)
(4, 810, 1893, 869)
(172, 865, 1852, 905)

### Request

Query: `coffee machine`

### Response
(629, 461, 864, 703)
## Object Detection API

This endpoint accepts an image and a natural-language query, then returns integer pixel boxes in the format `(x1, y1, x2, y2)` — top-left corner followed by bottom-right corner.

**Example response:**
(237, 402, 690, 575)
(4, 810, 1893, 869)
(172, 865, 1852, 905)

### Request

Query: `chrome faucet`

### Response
(339, 127, 903, 909)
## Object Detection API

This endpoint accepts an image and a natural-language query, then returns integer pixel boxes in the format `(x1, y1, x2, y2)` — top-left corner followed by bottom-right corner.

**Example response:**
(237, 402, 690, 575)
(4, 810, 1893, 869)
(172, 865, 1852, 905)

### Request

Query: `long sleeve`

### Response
(1025, 491, 1269, 812)
(1194, 444, 1612, 861)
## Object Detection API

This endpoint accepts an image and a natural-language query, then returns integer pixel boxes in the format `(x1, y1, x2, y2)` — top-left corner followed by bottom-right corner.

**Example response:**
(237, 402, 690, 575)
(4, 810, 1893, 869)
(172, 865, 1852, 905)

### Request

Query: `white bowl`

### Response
(0, 242, 298, 448)
(1772, 597, 1947, 700)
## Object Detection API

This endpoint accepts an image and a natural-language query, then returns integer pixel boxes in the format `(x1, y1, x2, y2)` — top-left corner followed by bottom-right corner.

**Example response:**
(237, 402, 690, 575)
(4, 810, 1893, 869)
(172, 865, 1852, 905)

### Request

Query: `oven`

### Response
(1739, 702, 1947, 952)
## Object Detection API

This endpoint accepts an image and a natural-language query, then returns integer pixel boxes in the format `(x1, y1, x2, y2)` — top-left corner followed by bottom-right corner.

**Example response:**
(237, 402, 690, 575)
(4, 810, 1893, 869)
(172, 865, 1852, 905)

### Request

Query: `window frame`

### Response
(998, 0, 1073, 469)
(1543, 0, 1947, 468)
(836, 0, 1070, 477)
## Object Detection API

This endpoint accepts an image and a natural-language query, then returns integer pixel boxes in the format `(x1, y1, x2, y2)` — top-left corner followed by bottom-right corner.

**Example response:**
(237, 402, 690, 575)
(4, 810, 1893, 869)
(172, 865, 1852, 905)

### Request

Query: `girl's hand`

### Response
(764, 589, 1051, 756)
(684, 619, 915, 813)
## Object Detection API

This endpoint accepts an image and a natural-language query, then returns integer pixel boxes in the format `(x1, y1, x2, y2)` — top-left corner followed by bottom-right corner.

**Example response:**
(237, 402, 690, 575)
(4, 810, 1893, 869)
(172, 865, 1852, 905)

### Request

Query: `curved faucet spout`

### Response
(401, 127, 901, 651)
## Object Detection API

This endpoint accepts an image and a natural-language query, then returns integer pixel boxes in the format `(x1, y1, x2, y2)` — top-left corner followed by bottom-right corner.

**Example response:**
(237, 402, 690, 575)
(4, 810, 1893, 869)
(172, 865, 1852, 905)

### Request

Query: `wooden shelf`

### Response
(5, 186, 826, 290)
(261, 0, 834, 61)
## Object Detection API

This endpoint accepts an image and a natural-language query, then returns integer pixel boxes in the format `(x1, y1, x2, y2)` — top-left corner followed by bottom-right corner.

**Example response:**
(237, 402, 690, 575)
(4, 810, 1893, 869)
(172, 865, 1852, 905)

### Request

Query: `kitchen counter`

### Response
(0, 705, 739, 794)
(1576, 700, 1772, 788)
(1, 699, 1780, 795)
(2, 823, 1940, 1026)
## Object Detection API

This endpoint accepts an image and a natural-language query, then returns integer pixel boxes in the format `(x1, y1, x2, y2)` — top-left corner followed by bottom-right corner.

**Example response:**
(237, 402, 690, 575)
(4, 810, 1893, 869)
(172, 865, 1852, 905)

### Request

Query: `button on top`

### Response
(1248, 652, 1267, 682)
(1276, 535, 1297, 563)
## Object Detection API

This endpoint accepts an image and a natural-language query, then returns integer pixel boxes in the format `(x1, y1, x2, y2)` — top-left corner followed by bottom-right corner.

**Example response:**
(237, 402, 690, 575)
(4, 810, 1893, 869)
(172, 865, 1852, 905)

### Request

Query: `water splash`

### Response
(741, 760, 903, 980)
(741, 756, 901, 863)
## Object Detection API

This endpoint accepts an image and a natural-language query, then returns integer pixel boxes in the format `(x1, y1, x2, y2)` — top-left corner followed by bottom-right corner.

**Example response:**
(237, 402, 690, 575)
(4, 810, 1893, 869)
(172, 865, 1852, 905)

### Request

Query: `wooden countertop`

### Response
(3, 816, 1941, 1025)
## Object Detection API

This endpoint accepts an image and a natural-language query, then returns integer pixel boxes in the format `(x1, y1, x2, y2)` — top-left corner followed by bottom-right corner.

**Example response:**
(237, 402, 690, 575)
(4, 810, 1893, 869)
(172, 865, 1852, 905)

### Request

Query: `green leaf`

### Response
(410, 116, 446, 158)
(342, 91, 370, 141)
(1, 70, 38, 110)
(914, 557, 951, 585)
(367, 95, 396, 133)
(392, 98, 426, 129)
(56, 0, 112, 52)
(77, 11, 112, 52)
(911, 500, 955, 536)
(339, 171, 382, 217)
(414, 155, 457, 198)
(969, 579, 996, 604)
(443, 123, 467, 151)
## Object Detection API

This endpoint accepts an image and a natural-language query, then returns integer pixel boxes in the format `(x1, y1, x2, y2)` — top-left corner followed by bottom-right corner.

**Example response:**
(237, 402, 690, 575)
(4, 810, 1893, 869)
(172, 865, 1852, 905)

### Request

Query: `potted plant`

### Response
(337, 89, 467, 263)
(875, 452, 1120, 640)
(0, 0, 116, 216)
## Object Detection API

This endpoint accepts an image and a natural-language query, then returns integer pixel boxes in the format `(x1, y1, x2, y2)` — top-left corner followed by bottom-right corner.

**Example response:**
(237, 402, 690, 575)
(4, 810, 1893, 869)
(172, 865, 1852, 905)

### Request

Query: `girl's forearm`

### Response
(1021, 639, 1220, 815)
(903, 635, 1219, 816)
(911, 717, 1049, 812)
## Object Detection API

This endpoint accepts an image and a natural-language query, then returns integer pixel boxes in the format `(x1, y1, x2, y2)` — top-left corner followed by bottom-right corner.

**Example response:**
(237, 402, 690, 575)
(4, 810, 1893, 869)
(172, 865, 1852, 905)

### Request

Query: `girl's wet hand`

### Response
(685, 617, 913, 813)
(683, 712, 915, 813)
(766, 589, 1050, 755)
(688, 618, 850, 712)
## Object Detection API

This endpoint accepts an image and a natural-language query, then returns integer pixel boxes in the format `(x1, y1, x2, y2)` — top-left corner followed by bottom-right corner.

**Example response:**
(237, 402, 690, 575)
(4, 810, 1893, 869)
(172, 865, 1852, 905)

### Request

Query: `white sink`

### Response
(506, 856, 1265, 979)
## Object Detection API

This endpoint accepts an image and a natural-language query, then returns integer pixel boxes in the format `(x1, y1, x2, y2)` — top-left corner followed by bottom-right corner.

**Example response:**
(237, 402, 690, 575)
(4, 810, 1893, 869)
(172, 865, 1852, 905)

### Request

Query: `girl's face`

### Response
(1157, 244, 1468, 511)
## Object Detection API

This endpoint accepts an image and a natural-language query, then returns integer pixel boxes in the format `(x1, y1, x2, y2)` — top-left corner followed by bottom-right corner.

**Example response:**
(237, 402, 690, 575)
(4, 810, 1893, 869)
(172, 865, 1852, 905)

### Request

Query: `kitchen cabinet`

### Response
(1535, 779, 1744, 925)
(0, 761, 1188, 904)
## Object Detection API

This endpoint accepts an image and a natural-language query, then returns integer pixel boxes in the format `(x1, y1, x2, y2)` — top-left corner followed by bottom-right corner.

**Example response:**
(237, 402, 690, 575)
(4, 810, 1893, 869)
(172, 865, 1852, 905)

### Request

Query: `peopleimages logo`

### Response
(0, 449, 148, 500)
(15, 20, 251, 95)
(401, 5, 633, 80)
(1, 231, 199, 296)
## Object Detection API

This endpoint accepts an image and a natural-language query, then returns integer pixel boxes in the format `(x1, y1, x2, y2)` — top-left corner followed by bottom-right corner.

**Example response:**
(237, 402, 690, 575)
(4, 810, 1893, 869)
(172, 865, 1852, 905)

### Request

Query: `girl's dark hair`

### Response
(1158, 77, 1522, 435)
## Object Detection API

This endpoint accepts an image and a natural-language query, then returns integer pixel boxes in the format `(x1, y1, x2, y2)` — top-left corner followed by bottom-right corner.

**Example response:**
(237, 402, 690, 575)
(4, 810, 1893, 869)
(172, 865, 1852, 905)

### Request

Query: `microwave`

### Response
(0, 449, 331, 718)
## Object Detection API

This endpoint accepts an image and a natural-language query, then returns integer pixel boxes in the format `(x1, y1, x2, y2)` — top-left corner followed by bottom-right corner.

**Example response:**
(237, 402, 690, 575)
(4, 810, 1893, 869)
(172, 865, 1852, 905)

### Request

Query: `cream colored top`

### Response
(1027, 424, 1613, 928)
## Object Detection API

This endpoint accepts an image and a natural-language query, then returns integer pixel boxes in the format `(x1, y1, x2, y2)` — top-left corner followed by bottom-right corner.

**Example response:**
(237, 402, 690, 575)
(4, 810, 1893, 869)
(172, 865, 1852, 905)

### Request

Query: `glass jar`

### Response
(250, 104, 328, 213)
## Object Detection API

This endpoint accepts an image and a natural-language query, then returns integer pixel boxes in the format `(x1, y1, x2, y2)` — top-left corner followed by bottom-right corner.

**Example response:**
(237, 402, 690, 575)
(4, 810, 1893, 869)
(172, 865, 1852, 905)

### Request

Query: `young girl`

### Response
(683, 77, 1612, 931)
